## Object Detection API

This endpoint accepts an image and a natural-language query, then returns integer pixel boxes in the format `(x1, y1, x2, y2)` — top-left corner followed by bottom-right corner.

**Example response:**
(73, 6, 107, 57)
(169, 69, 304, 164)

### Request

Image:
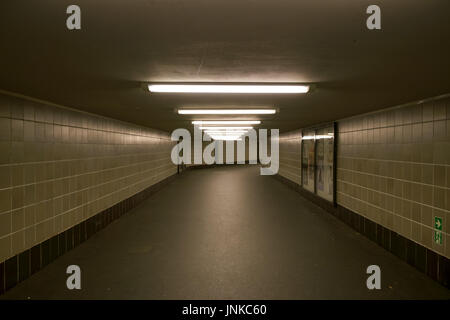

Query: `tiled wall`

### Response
(278, 130, 302, 185)
(0, 92, 177, 264)
(337, 96, 450, 259)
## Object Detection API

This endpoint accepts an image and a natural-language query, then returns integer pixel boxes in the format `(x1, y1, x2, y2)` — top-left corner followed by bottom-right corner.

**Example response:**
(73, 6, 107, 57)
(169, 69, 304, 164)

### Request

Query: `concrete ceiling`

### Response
(1, 0, 449, 133)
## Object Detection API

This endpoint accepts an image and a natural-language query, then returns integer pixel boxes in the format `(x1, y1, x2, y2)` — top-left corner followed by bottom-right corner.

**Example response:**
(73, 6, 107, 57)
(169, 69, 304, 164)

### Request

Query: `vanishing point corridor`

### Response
(1, 2, 450, 310)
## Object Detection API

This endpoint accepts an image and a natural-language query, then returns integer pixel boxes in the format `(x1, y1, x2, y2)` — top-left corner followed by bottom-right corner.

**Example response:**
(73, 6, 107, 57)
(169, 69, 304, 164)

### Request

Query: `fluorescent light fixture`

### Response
(205, 131, 247, 135)
(204, 129, 249, 132)
(148, 84, 309, 94)
(302, 135, 334, 140)
(199, 126, 253, 130)
(178, 109, 276, 115)
(193, 120, 261, 125)
(208, 136, 242, 141)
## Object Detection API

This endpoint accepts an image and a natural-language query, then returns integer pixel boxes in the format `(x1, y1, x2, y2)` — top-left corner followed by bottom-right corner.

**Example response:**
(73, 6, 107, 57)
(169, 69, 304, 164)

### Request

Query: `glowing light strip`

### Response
(199, 126, 253, 130)
(193, 120, 261, 125)
(149, 84, 309, 94)
(178, 109, 276, 115)
(208, 136, 242, 141)
(205, 131, 247, 135)
(302, 135, 334, 140)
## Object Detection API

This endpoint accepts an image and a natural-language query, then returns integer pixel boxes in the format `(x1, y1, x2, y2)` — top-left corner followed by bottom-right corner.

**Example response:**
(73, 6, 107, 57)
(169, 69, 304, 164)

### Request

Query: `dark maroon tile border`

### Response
(0, 173, 177, 295)
(4, 256, 17, 291)
(274, 173, 450, 289)
(0, 261, 4, 295)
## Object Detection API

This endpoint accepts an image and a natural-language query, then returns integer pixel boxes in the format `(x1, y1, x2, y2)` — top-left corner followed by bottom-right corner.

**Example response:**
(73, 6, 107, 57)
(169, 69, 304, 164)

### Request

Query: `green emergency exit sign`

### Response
(434, 216, 442, 230)
(433, 216, 443, 245)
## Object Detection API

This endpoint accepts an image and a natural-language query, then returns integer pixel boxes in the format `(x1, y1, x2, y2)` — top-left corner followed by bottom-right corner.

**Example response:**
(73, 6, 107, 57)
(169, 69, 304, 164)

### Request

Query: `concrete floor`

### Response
(1, 165, 449, 299)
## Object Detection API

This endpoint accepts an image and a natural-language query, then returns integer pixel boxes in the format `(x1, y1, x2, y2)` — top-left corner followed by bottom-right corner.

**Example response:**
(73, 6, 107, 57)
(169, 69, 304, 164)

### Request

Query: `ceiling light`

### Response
(192, 120, 261, 125)
(203, 129, 249, 132)
(178, 109, 276, 115)
(148, 84, 309, 94)
(205, 131, 247, 135)
(199, 126, 253, 130)
(209, 136, 243, 141)
(302, 135, 334, 140)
